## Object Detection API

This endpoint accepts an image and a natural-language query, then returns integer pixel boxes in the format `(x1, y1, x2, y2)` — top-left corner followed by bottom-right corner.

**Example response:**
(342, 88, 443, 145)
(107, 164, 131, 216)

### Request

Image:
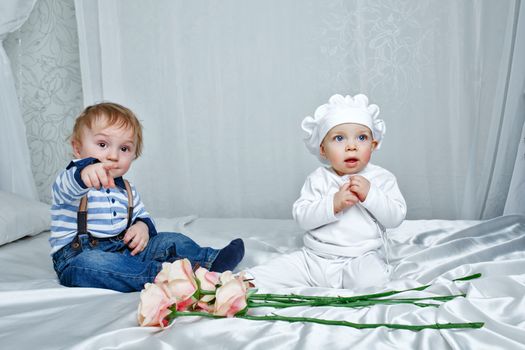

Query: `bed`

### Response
(1, 191, 524, 349)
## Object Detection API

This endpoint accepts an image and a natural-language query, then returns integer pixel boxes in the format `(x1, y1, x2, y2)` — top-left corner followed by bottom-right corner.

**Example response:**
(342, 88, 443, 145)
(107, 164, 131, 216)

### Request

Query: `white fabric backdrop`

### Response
(505, 121, 525, 215)
(504, 0, 525, 217)
(0, 0, 37, 199)
(75, 0, 525, 220)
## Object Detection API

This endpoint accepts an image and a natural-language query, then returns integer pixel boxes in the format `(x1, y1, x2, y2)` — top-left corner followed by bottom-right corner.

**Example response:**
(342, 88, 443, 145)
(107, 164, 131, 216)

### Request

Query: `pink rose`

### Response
(137, 283, 175, 327)
(219, 270, 235, 284)
(213, 275, 248, 317)
(155, 259, 198, 311)
(195, 267, 220, 291)
(195, 267, 220, 311)
(220, 270, 251, 290)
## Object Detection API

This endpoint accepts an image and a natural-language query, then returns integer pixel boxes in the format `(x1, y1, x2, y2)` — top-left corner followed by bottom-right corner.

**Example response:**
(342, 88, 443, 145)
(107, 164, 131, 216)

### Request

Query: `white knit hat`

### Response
(301, 94, 386, 164)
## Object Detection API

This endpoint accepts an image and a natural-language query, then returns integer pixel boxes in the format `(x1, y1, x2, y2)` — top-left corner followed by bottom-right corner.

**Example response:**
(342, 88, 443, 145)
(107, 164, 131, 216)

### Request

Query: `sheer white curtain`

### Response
(0, 0, 37, 199)
(75, 0, 524, 220)
(504, 0, 525, 216)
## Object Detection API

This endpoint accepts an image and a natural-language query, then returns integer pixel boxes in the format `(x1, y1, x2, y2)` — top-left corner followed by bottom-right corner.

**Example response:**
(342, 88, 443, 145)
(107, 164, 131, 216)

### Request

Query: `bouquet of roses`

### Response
(137, 258, 483, 331)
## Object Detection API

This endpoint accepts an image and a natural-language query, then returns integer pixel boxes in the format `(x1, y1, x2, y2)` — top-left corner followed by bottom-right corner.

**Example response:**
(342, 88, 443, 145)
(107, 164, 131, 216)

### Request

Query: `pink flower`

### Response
(195, 267, 220, 291)
(220, 270, 251, 290)
(213, 274, 248, 317)
(219, 270, 235, 284)
(137, 283, 174, 327)
(195, 267, 220, 311)
(155, 259, 198, 311)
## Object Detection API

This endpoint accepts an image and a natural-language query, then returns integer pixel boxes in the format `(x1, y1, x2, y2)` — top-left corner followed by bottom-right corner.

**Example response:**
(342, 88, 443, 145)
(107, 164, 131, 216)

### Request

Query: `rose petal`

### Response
(137, 283, 174, 327)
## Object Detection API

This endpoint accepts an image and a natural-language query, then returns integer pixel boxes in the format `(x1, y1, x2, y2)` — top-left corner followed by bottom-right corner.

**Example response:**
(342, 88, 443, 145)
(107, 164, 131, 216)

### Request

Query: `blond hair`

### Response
(71, 102, 143, 157)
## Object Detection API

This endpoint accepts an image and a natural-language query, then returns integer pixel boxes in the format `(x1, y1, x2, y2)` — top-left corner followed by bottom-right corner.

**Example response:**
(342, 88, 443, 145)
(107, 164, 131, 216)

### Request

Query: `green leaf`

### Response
(453, 273, 482, 281)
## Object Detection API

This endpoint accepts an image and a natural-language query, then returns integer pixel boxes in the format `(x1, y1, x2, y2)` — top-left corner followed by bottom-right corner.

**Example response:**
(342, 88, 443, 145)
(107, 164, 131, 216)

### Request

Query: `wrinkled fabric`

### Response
(0, 215, 524, 349)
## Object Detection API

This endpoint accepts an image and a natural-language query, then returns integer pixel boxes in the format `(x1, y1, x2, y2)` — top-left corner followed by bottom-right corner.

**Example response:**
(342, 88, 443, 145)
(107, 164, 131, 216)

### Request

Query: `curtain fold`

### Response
(505, 121, 525, 215)
(0, 0, 37, 199)
(74, 0, 524, 220)
(504, 1, 525, 216)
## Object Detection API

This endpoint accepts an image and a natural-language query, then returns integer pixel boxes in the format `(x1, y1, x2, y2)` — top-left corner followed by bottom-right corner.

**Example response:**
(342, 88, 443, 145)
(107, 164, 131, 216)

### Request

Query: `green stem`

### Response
(250, 273, 481, 304)
(239, 314, 483, 331)
(248, 299, 439, 308)
(249, 287, 428, 303)
(249, 293, 466, 306)
(168, 310, 483, 331)
(171, 311, 224, 319)
(200, 290, 215, 295)
(371, 294, 465, 302)
(248, 295, 464, 309)
(250, 284, 434, 303)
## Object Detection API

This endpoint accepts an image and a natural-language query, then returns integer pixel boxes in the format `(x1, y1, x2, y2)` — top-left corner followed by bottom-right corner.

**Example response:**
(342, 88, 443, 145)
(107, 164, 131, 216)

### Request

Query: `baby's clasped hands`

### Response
(334, 182, 359, 214)
(333, 175, 371, 214)
(348, 175, 371, 202)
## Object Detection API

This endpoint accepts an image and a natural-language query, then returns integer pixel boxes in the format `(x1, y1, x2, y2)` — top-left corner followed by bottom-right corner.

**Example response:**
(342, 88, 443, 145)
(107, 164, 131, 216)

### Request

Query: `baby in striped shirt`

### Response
(50, 102, 244, 292)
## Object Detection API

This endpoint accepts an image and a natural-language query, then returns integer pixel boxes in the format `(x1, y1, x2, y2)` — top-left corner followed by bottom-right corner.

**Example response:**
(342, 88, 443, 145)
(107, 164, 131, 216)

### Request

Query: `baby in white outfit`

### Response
(250, 93, 406, 291)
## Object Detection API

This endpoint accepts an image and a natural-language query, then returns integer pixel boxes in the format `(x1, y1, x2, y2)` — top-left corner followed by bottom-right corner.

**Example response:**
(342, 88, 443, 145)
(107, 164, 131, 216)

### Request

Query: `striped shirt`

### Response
(49, 158, 156, 254)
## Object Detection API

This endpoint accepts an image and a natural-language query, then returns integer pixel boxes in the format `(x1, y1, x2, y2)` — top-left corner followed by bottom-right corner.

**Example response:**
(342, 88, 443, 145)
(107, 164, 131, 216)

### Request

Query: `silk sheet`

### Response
(0, 215, 524, 349)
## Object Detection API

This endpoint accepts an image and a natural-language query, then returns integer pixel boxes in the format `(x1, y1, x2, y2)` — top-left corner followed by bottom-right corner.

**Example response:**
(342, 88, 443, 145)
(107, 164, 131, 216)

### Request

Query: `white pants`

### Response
(248, 247, 390, 292)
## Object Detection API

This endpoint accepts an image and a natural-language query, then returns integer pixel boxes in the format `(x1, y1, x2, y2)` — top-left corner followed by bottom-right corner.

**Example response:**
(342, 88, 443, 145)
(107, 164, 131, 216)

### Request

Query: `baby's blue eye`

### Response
(357, 134, 368, 142)
(334, 135, 344, 142)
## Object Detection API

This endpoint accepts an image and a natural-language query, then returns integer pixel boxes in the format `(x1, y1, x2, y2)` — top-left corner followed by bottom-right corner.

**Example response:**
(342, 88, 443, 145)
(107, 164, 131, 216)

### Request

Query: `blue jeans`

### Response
(52, 232, 219, 292)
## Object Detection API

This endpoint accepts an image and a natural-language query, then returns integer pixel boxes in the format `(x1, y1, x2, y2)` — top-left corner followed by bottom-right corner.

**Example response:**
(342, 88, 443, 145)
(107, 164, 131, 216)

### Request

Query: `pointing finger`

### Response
(102, 162, 118, 170)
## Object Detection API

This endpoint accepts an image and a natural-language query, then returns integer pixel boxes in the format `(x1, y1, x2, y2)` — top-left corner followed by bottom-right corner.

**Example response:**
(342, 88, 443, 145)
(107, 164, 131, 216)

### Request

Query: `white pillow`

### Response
(0, 191, 50, 246)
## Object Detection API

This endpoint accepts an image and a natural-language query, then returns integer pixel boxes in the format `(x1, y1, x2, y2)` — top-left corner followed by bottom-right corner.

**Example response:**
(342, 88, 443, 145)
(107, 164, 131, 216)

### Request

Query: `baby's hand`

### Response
(80, 162, 118, 189)
(349, 175, 371, 202)
(123, 221, 149, 256)
(333, 182, 360, 214)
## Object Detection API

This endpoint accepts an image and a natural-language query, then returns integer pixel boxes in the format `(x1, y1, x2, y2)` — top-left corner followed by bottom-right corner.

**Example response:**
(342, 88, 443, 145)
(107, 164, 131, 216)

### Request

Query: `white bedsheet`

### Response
(0, 215, 524, 349)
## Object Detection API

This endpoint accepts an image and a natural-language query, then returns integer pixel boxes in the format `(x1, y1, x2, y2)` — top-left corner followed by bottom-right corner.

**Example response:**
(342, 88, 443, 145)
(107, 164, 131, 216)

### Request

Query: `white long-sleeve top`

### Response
(292, 164, 406, 257)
